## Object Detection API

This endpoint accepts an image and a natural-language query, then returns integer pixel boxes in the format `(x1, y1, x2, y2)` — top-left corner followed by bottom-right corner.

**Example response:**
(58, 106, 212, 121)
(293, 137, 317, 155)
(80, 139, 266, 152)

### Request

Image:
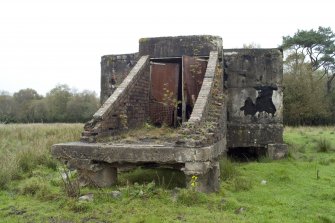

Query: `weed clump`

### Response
(19, 177, 53, 200)
(66, 199, 91, 213)
(177, 189, 207, 206)
(60, 169, 80, 198)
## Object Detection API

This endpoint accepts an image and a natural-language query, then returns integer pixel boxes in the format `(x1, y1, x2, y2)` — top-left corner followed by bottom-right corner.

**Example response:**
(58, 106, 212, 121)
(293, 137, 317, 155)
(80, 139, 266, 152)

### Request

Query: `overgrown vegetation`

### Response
(1, 124, 335, 222)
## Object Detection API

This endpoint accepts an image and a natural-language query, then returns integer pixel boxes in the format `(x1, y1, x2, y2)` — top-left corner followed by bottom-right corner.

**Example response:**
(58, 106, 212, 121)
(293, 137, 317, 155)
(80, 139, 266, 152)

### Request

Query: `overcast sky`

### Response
(0, 0, 334, 96)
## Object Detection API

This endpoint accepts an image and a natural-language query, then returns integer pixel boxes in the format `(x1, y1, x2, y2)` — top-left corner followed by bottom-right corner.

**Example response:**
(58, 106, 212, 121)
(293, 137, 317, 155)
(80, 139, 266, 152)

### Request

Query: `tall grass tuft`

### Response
(220, 158, 238, 181)
(316, 138, 332, 153)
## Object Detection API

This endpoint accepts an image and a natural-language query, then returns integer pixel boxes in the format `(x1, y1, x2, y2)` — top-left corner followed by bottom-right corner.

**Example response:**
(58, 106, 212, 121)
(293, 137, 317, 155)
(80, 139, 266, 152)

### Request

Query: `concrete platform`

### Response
(52, 139, 226, 192)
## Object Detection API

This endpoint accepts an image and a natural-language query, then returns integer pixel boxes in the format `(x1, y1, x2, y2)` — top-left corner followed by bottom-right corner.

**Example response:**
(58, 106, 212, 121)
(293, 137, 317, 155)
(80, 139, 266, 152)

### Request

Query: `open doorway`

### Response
(149, 56, 208, 127)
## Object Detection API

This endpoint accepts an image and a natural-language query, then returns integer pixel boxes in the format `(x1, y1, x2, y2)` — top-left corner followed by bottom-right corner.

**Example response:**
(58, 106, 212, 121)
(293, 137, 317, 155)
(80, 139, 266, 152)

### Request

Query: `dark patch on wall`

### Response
(240, 86, 277, 117)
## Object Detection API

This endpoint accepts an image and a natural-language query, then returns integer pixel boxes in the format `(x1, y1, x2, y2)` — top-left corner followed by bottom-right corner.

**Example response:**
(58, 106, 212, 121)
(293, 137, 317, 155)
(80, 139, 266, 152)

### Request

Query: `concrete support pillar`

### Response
(67, 159, 117, 187)
(78, 166, 117, 187)
(267, 144, 288, 160)
(184, 161, 220, 193)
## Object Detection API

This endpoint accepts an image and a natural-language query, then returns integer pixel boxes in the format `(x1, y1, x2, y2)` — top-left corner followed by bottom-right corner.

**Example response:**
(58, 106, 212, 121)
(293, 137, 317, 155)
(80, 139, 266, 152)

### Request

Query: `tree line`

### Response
(282, 26, 335, 125)
(0, 84, 99, 123)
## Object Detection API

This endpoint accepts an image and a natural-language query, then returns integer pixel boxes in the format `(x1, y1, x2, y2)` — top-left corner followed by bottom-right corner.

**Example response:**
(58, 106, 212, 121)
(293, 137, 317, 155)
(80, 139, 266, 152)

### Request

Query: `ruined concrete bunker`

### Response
(52, 35, 287, 192)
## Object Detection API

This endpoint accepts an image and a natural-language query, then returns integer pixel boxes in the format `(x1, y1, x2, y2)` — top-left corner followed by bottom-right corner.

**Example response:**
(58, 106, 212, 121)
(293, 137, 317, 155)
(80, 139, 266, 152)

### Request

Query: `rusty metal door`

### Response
(182, 56, 208, 121)
(149, 62, 179, 126)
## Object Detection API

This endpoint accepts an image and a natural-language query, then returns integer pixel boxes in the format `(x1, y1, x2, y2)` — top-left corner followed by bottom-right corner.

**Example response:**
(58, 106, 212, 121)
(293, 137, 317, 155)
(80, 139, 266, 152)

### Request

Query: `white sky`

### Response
(0, 0, 334, 96)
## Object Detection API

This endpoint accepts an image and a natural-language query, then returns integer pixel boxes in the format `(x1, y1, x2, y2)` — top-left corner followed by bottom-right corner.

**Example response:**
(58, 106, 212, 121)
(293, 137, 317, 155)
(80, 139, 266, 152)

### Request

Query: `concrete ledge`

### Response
(52, 139, 226, 165)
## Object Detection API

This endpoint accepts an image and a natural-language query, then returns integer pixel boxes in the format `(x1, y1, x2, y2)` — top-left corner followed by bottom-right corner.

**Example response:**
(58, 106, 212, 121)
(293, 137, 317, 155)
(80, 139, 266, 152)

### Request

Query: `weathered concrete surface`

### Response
(224, 48, 283, 88)
(267, 143, 288, 159)
(139, 35, 222, 58)
(227, 123, 283, 148)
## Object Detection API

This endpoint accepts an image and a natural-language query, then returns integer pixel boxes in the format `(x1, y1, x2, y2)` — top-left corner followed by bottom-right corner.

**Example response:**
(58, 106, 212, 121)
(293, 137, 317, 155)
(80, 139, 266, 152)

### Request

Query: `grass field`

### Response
(0, 124, 335, 223)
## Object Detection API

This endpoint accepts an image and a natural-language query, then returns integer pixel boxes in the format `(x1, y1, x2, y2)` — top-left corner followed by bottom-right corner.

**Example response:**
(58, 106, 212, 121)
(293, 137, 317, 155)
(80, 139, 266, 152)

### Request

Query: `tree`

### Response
(66, 90, 99, 122)
(27, 99, 48, 122)
(283, 68, 330, 125)
(282, 27, 335, 93)
(13, 88, 42, 122)
(45, 84, 72, 122)
(0, 92, 16, 123)
(13, 88, 41, 103)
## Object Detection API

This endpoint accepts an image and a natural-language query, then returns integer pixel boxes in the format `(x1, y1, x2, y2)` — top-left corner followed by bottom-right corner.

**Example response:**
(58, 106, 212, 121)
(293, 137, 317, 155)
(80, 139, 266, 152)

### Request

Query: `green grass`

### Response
(1, 124, 335, 222)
